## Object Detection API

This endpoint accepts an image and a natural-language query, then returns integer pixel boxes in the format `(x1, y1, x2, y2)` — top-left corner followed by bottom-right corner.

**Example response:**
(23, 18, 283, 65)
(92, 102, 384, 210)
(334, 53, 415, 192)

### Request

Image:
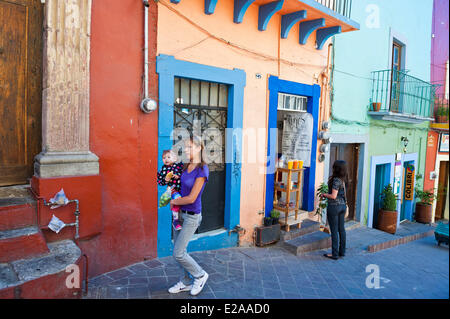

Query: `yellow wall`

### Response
(157, 0, 330, 244)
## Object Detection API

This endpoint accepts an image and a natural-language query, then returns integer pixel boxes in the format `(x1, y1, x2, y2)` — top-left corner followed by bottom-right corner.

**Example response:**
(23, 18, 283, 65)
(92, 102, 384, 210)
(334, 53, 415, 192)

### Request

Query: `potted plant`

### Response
(371, 102, 381, 112)
(270, 210, 280, 225)
(315, 183, 329, 232)
(263, 216, 273, 226)
(414, 188, 437, 224)
(436, 106, 449, 123)
(377, 184, 398, 234)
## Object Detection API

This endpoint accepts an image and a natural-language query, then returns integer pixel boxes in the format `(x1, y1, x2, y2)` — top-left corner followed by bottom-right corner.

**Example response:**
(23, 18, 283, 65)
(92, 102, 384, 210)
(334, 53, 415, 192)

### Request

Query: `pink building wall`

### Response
(431, 0, 449, 94)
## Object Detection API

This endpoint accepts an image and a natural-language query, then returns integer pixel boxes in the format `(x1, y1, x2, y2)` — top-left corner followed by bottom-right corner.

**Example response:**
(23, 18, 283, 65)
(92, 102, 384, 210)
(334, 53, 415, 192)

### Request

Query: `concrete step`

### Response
(0, 202, 37, 232)
(0, 226, 49, 263)
(345, 220, 362, 231)
(281, 219, 320, 241)
(0, 240, 82, 299)
(283, 231, 331, 256)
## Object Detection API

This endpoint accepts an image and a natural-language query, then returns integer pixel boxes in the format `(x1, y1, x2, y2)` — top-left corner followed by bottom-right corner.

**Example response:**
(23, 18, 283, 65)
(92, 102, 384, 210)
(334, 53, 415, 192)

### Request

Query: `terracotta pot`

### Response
(415, 203, 432, 224)
(372, 102, 381, 112)
(377, 210, 398, 234)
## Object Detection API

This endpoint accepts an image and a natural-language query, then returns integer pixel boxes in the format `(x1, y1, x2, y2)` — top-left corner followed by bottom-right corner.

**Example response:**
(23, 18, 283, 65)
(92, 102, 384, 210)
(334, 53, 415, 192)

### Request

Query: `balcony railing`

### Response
(370, 69, 437, 121)
(313, 0, 353, 19)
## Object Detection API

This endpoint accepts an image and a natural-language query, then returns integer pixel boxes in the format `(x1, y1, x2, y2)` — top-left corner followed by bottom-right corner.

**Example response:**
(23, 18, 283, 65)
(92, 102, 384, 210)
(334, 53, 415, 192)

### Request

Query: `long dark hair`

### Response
(328, 160, 348, 187)
(183, 135, 208, 172)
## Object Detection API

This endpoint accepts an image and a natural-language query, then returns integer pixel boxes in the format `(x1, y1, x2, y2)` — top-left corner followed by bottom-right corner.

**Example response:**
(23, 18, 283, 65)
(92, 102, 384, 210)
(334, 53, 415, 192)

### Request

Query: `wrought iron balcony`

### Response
(369, 69, 437, 123)
(313, 0, 352, 19)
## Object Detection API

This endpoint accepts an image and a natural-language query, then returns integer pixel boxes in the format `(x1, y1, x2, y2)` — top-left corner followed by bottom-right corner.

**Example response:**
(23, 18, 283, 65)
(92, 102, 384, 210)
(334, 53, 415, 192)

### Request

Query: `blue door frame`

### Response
(156, 55, 246, 257)
(368, 155, 395, 228)
(265, 76, 320, 215)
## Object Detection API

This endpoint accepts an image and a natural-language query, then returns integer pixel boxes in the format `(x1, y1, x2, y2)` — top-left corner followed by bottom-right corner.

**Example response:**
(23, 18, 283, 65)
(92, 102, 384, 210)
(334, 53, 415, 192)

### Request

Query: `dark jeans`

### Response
(327, 204, 346, 257)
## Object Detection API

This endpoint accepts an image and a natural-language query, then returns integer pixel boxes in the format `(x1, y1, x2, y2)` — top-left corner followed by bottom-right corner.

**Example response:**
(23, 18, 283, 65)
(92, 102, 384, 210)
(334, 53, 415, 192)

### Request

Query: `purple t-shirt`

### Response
(180, 165, 209, 214)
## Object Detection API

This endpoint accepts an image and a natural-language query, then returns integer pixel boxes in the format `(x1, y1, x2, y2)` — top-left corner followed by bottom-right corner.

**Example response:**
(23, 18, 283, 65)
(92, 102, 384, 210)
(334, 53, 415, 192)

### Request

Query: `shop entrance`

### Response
(329, 143, 360, 220)
(373, 163, 391, 229)
(173, 77, 227, 233)
(0, 0, 42, 186)
(435, 161, 449, 221)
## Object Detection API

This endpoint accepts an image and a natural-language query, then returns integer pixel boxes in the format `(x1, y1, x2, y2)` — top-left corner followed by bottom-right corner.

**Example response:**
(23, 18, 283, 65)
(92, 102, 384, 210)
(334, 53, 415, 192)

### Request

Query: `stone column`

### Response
(34, 0, 98, 178)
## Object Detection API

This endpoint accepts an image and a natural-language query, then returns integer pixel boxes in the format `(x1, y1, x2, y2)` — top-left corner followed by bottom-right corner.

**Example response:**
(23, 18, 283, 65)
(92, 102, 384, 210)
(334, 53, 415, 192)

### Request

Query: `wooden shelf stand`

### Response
(273, 167, 304, 232)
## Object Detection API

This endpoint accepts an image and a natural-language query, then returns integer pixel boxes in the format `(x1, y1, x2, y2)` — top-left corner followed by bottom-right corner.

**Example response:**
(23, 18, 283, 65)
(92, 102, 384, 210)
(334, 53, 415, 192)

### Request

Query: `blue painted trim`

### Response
(367, 154, 395, 228)
(170, 0, 180, 3)
(156, 55, 246, 258)
(299, 18, 325, 45)
(298, 0, 360, 30)
(316, 26, 341, 50)
(233, 0, 255, 24)
(265, 76, 320, 215)
(204, 0, 218, 15)
(258, 0, 284, 31)
(280, 10, 307, 39)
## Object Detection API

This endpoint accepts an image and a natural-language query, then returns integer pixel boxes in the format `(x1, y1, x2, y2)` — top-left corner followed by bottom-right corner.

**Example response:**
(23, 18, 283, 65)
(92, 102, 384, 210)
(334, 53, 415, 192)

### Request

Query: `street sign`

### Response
(404, 164, 415, 201)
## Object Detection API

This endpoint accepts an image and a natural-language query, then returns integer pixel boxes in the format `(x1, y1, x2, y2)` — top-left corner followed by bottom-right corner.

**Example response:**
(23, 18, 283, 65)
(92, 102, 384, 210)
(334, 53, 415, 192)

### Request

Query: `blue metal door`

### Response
(400, 161, 415, 221)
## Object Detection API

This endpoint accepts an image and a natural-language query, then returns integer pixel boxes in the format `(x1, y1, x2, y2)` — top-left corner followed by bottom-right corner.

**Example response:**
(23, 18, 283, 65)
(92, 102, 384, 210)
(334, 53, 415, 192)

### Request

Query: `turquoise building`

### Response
(326, 0, 435, 228)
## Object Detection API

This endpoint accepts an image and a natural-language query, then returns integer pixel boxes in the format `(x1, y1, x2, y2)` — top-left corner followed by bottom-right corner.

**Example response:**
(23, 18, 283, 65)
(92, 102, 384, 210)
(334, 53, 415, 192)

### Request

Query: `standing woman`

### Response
(321, 160, 348, 260)
(168, 136, 209, 296)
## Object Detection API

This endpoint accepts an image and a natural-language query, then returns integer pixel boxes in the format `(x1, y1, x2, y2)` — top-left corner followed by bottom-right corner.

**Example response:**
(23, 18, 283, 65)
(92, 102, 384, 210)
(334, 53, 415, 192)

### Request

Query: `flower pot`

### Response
(437, 115, 448, 124)
(415, 202, 432, 224)
(272, 217, 279, 225)
(372, 102, 381, 112)
(264, 217, 273, 227)
(377, 209, 398, 234)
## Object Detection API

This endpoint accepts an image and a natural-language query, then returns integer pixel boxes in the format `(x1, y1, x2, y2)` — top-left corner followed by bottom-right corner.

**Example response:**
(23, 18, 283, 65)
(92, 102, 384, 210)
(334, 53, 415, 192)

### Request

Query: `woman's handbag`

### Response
(342, 180, 349, 219)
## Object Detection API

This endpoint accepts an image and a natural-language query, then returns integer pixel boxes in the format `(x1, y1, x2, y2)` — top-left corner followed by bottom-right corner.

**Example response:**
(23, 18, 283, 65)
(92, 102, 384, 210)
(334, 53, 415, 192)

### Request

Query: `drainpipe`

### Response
(140, 0, 157, 113)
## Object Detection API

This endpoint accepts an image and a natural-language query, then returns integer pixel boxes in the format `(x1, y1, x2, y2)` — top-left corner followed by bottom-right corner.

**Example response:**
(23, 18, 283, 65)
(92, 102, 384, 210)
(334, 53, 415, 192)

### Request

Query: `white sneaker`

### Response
(168, 281, 192, 294)
(190, 272, 209, 296)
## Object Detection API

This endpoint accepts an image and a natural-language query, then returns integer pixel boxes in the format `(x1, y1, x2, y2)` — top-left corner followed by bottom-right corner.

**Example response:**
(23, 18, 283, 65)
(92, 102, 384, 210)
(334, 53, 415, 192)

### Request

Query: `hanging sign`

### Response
(404, 164, 415, 201)
(439, 133, 449, 153)
(281, 112, 313, 167)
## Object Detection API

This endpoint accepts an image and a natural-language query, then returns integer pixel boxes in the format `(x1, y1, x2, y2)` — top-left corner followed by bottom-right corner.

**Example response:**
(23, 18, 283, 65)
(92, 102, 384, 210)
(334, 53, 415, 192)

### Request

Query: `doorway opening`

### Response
(173, 77, 227, 234)
(329, 143, 360, 220)
(435, 161, 449, 221)
(373, 163, 392, 229)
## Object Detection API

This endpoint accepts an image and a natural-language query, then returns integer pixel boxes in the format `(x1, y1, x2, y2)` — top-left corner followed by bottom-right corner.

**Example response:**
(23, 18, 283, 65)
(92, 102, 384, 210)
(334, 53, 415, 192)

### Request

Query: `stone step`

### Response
(0, 240, 82, 299)
(0, 202, 37, 232)
(281, 219, 320, 241)
(0, 226, 49, 263)
(283, 231, 331, 256)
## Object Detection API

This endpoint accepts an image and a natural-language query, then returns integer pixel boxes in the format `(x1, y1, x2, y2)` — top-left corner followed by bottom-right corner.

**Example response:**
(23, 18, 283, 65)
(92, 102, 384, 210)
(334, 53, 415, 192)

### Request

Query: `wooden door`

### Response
(435, 161, 449, 221)
(0, 0, 42, 186)
(329, 143, 360, 220)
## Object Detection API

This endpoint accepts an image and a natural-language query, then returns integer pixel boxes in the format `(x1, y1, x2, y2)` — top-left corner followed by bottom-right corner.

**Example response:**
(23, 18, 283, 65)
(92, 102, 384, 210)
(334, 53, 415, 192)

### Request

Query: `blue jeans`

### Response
(172, 212, 205, 285)
(327, 204, 346, 257)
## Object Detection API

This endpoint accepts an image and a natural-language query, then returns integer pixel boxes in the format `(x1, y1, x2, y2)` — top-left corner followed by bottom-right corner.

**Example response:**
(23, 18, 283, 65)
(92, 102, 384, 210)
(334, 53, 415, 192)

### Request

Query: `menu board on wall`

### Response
(281, 112, 313, 167)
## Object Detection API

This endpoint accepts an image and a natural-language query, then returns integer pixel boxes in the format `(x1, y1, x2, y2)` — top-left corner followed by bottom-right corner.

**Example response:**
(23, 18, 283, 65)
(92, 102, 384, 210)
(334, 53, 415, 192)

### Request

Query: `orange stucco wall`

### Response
(157, 0, 329, 244)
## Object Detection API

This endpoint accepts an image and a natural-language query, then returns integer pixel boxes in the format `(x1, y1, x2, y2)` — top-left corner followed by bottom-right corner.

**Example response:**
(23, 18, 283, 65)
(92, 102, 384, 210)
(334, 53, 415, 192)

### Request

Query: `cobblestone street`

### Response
(86, 234, 449, 299)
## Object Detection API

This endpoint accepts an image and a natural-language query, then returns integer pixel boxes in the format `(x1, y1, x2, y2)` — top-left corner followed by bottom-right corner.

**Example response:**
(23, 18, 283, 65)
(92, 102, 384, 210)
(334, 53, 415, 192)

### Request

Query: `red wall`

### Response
(80, 0, 159, 277)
